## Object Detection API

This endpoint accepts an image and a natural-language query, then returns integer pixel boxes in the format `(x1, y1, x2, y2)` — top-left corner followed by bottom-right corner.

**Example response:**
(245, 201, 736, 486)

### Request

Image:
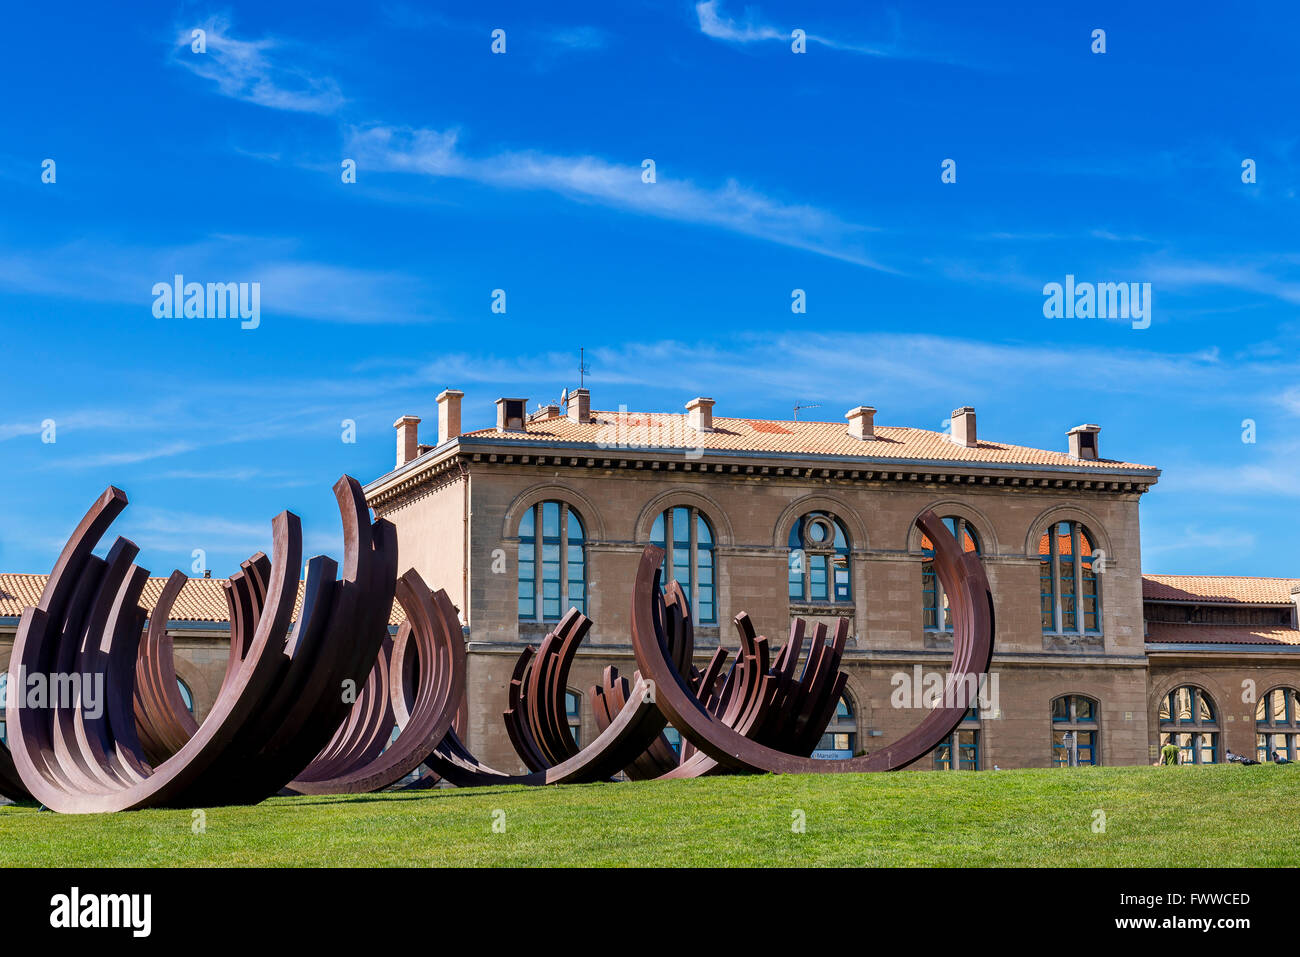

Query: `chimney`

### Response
(846, 406, 876, 440)
(393, 415, 421, 467)
(686, 396, 715, 432)
(950, 406, 977, 448)
(567, 388, 591, 423)
(436, 389, 464, 445)
(1068, 423, 1101, 460)
(495, 397, 529, 433)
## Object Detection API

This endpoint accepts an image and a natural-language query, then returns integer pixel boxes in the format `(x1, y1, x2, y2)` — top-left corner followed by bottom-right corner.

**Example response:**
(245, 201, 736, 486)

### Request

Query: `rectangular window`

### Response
(817, 732, 854, 752)
(518, 542, 535, 619)
(1053, 730, 1096, 766)
(1081, 559, 1100, 631)
(922, 563, 938, 629)
(833, 557, 850, 602)
(809, 554, 828, 601)
(1059, 557, 1077, 631)
(697, 547, 715, 623)
(566, 542, 585, 615)
(1039, 560, 1056, 630)
(932, 740, 953, 770)
(541, 541, 561, 620)
(956, 730, 979, 769)
(932, 730, 979, 770)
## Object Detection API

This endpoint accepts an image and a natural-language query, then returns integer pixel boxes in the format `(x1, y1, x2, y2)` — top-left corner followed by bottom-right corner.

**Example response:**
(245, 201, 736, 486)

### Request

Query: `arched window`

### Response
(1158, 685, 1219, 764)
(1256, 687, 1300, 762)
(932, 709, 981, 770)
(1051, 694, 1099, 766)
(922, 516, 980, 631)
(0, 672, 7, 745)
(518, 501, 586, 621)
(650, 506, 716, 624)
(565, 690, 582, 748)
(788, 511, 851, 603)
(814, 695, 857, 758)
(1039, 520, 1102, 634)
(177, 678, 194, 715)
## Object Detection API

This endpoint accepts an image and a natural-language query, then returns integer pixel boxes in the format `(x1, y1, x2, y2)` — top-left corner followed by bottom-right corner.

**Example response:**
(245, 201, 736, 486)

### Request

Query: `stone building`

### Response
(2, 389, 1298, 774)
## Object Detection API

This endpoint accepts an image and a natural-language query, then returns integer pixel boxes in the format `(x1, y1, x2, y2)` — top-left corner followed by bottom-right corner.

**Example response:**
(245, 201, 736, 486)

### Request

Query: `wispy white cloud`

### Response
(1161, 440, 1300, 501)
(548, 26, 609, 51)
(1280, 386, 1300, 416)
(1143, 525, 1258, 558)
(410, 332, 1252, 418)
(346, 125, 887, 269)
(171, 16, 344, 114)
(0, 236, 437, 324)
(695, 1, 896, 56)
(50, 441, 198, 469)
(1146, 259, 1300, 306)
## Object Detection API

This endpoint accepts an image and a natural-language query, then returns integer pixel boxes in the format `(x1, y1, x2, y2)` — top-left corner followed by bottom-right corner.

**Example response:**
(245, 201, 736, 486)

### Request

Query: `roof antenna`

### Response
(793, 402, 821, 421)
(579, 346, 590, 389)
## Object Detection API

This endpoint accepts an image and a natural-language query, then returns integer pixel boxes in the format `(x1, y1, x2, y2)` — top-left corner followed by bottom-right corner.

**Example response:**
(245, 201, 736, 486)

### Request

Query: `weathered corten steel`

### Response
(4, 476, 397, 813)
(4, 490, 995, 810)
(287, 572, 466, 794)
(628, 509, 994, 774)
(424, 603, 677, 787)
(133, 571, 199, 765)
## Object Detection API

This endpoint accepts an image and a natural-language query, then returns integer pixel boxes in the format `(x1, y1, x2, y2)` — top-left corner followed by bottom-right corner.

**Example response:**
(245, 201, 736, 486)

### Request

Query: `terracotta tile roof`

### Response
(0, 573, 406, 627)
(462, 411, 1158, 472)
(1146, 622, 1300, 647)
(1143, 575, 1300, 605)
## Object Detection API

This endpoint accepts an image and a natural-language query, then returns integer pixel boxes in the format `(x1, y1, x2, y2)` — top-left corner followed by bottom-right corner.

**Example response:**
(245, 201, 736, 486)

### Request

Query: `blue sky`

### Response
(1, 1, 1297, 579)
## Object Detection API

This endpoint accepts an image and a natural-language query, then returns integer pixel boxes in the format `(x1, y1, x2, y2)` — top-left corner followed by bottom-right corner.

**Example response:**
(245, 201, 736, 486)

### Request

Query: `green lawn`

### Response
(1, 764, 1297, 867)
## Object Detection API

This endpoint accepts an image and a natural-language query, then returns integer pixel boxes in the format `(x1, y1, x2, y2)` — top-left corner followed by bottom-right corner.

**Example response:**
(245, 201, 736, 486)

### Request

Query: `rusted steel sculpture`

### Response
(423, 604, 679, 787)
(4, 476, 397, 813)
(627, 508, 994, 774)
(3, 491, 994, 810)
(286, 572, 466, 794)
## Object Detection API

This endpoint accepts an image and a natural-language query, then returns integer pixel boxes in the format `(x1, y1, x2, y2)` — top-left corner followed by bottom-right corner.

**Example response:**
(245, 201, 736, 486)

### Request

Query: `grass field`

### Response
(1, 764, 1297, 867)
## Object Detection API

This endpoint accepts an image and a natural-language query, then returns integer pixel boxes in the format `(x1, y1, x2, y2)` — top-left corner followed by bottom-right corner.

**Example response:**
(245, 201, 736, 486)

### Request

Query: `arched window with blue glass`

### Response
(788, 511, 851, 604)
(1255, 687, 1300, 762)
(650, 505, 716, 624)
(1039, 520, 1102, 635)
(176, 678, 194, 716)
(1051, 694, 1099, 766)
(1158, 685, 1219, 764)
(517, 501, 586, 621)
(921, 516, 981, 631)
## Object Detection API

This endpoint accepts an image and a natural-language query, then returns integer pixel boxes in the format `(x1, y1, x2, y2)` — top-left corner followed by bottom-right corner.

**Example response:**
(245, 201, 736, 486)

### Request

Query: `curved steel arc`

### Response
(628, 509, 995, 774)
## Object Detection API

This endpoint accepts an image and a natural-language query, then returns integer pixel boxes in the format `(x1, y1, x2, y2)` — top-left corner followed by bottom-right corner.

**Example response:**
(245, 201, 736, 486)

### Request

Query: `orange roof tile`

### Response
(461, 411, 1158, 472)
(1146, 622, 1300, 647)
(1143, 575, 1300, 605)
(0, 573, 406, 627)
